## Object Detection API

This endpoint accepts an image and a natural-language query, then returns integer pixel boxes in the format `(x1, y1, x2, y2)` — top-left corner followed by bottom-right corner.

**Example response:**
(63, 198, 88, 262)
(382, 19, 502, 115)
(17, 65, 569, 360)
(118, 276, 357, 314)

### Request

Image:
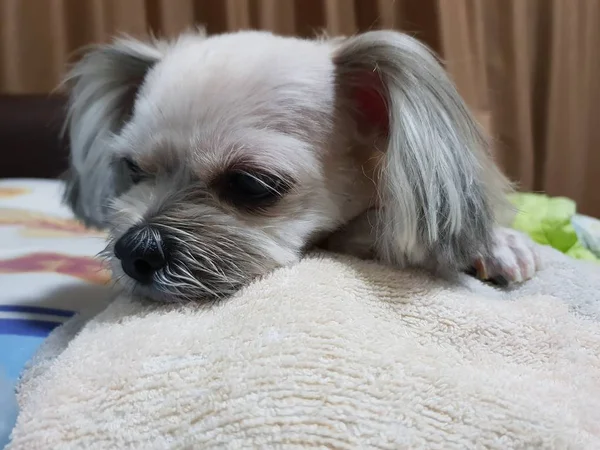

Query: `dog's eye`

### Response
(225, 171, 289, 208)
(122, 157, 145, 184)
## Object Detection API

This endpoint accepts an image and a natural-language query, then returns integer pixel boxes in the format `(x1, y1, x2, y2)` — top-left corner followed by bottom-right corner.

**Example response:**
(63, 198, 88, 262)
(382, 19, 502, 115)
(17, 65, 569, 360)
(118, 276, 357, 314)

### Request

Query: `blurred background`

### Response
(0, 0, 599, 216)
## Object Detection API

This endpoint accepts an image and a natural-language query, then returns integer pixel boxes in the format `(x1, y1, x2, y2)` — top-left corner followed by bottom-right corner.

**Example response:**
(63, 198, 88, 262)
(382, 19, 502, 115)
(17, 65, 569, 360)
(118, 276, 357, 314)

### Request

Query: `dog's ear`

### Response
(62, 38, 164, 228)
(333, 31, 510, 273)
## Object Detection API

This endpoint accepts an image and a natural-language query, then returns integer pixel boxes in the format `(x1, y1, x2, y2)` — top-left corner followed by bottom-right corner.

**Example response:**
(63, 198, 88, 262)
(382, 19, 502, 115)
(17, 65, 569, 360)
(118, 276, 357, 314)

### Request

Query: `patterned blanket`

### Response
(0, 179, 114, 447)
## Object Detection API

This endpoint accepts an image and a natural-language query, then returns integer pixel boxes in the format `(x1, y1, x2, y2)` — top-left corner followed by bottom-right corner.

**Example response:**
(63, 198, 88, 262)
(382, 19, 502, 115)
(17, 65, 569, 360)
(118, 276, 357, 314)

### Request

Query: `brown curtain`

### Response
(1, 0, 599, 216)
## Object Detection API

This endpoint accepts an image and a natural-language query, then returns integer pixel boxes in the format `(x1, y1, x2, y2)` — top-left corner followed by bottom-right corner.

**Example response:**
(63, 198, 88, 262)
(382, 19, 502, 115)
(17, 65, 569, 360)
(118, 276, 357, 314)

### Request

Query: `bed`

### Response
(2, 96, 600, 449)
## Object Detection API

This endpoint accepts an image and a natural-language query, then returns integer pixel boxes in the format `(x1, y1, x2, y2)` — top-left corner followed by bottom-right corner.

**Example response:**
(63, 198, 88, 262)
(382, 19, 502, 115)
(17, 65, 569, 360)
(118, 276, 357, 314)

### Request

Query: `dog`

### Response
(62, 29, 539, 302)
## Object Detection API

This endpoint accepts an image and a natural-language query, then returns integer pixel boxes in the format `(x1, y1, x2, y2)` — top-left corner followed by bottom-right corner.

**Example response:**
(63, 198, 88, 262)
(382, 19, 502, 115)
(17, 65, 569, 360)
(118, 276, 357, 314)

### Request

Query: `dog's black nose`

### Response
(114, 226, 167, 284)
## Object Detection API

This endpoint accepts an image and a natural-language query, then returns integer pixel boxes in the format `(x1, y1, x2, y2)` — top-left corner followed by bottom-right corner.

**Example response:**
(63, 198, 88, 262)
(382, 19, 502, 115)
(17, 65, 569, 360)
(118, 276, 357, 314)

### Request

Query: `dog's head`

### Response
(64, 30, 508, 302)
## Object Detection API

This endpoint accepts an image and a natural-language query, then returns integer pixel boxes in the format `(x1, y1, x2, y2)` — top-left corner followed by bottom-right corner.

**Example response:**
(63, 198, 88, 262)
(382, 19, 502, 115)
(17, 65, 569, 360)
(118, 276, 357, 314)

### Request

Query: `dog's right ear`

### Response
(63, 38, 164, 228)
(332, 31, 511, 274)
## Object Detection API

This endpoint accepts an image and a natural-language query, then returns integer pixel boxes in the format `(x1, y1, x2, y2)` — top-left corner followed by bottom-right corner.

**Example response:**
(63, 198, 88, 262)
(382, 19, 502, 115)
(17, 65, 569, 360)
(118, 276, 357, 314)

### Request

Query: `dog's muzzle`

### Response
(114, 225, 168, 284)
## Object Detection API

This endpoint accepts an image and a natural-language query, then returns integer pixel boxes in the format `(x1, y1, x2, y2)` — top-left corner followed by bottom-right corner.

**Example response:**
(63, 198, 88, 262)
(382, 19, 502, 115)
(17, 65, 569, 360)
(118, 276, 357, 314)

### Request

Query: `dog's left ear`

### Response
(62, 38, 165, 228)
(333, 31, 511, 273)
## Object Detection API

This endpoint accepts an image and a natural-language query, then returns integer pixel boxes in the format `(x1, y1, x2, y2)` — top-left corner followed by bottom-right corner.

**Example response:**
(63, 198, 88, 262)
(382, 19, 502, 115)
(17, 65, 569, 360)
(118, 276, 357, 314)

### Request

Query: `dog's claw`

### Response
(471, 228, 540, 286)
(489, 275, 509, 287)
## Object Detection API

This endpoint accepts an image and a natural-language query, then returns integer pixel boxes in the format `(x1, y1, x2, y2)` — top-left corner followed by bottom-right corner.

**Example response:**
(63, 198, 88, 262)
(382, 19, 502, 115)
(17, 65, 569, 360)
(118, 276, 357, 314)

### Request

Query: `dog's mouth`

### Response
(104, 226, 279, 303)
(107, 250, 256, 303)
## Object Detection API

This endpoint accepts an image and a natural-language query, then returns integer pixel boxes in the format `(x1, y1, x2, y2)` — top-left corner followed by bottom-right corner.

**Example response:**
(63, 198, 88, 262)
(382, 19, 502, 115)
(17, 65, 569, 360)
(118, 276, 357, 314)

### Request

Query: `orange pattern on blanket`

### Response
(0, 208, 105, 238)
(0, 252, 111, 285)
(0, 187, 31, 198)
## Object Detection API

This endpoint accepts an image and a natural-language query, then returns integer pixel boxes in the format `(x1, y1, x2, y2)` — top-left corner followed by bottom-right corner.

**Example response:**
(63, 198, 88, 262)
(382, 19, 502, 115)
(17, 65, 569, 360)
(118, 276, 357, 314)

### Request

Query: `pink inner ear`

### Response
(353, 72, 389, 135)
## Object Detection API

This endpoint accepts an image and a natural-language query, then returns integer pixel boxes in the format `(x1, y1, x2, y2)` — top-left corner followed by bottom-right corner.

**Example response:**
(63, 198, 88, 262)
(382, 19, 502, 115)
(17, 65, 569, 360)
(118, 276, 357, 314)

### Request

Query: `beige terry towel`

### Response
(8, 246, 600, 449)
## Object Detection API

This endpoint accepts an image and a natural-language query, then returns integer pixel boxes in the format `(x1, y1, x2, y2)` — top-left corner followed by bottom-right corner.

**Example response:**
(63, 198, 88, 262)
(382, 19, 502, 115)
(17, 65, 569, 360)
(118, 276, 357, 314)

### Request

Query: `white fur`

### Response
(63, 30, 538, 302)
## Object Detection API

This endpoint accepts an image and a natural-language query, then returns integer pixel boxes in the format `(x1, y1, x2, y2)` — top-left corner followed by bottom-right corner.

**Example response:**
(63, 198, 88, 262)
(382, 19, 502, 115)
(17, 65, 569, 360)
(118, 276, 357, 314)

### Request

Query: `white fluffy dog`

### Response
(62, 29, 539, 302)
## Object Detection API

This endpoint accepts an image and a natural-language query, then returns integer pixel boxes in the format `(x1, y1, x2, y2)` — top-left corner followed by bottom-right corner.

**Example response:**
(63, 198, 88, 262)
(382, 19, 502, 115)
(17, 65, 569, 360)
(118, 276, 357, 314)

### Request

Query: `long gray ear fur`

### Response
(333, 31, 512, 273)
(62, 38, 163, 228)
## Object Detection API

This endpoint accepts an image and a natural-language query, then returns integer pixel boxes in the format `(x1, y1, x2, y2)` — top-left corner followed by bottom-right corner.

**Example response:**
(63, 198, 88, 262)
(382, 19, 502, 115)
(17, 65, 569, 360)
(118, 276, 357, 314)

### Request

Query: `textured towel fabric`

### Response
(8, 245, 600, 449)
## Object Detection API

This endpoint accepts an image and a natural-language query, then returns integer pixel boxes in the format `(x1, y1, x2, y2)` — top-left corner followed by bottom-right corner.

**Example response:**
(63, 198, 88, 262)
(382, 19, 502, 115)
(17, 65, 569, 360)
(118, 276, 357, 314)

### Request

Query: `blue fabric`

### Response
(0, 335, 47, 449)
(0, 371, 17, 450)
(0, 335, 47, 379)
(0, 305, 75, 317)
(0, 307, 74, 449)
(0, 319, 62, 338)
(0, 306, 73, 378)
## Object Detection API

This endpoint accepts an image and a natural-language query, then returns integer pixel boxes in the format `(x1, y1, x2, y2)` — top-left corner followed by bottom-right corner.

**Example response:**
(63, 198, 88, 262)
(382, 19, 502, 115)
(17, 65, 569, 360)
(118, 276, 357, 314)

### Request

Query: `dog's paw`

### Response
(471, 228, 541, 286)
